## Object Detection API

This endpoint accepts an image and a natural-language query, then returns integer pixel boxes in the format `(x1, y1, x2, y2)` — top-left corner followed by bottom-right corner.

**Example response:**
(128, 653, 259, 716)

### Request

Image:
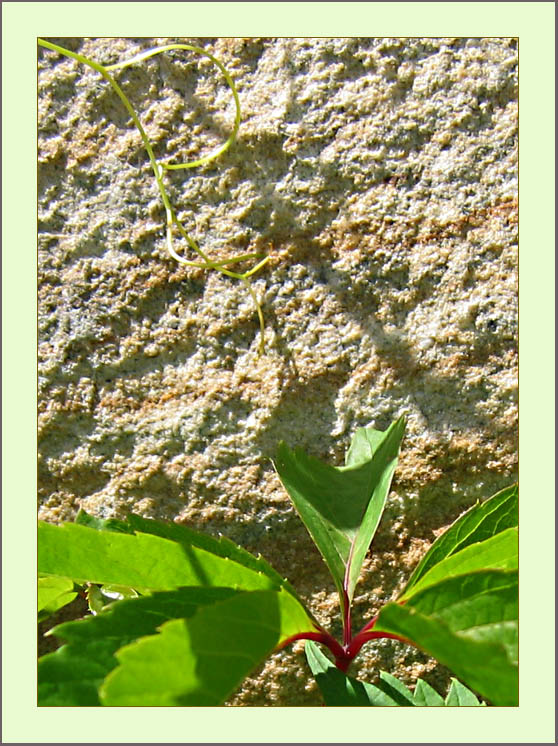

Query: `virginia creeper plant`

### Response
(38, 419, 518, 706)
(38, 38, 270, 353)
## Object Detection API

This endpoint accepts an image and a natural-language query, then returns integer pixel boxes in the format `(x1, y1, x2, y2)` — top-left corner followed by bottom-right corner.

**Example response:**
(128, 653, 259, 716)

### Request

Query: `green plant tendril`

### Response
(38, 38, 270, 354)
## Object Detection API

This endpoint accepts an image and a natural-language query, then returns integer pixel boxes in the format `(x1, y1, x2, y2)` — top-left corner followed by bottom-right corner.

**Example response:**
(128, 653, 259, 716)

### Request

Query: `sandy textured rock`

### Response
(38, 37, 517, 705)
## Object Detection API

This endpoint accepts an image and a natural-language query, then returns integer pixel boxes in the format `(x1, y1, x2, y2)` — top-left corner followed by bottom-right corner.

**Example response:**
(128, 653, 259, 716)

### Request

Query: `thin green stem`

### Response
(38, 39, 167, 203)
(104, 43, 241, 170)
(242, 277, 267, 356)
(38, 38, 268, 353)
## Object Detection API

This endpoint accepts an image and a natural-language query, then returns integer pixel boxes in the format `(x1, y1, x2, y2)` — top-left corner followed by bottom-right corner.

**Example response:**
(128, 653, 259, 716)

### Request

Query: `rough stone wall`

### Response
(38, 37, 518, 705)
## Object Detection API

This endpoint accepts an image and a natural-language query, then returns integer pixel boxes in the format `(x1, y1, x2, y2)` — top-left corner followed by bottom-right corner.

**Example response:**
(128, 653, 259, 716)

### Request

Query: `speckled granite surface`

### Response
(38, 37, 517, 705)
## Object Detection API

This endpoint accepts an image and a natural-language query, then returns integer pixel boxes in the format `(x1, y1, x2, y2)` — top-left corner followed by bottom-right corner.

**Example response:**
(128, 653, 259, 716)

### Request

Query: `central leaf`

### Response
(273, 417, 405, 607)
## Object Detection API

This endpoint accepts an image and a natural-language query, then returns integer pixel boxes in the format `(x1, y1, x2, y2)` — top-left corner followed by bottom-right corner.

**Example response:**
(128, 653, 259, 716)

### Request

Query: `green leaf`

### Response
(274, 417, 405, 607)
(373, 671, 416, 706)
(38, 519, 306, 605)
(305, 641, 414, 706)
(375, 569, 518, 705)
(101, 588, 312, 706)
(38, 517, 318, 705)
(305, 641, 481, 707)
(345, 427, 387, 467)
(123, 513, 304, 604)
(38, 576, 77, 622)
(412, 678, 445, 706)
(85, 584, 106, 615)
(74, 508, 134, 534)
(38, 643, 116, 706)
(445, 677, 484, 706)
(38, 586, 238, 706)
(306, 642, 478, 707)
(347, 419, 406, 603)
(402, 484, 518, 597)
(400, 527, 518, 601)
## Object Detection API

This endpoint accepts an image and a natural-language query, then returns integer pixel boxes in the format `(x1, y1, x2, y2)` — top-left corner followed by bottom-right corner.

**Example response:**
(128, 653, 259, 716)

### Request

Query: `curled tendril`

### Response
(38, 38, 270, 354)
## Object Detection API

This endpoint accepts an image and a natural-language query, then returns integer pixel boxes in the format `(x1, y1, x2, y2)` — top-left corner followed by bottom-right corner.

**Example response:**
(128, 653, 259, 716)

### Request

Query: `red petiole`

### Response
(279, 605, 410, 674)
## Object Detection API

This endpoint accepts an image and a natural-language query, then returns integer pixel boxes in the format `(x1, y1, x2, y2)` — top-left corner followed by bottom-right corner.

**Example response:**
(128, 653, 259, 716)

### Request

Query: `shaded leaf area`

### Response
(306, 641, 483, 706)
(402, 484, 518, 597)
(38, 514, 317, 706)
(38, 517, 304, 603)
(101, 588, 312, 706)
(375, 569, 518, 706)
(70, 511, 303, 605)
(123, 513, 304, 604)
(274, 418, 405, 604)
(370, 487, 518, 706)
(38, 576, 77, 622)
(38, 586, 239, 706)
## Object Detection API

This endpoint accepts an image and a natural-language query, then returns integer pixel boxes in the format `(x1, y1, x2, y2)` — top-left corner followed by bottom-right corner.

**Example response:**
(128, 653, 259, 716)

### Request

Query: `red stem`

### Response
(278, 627, 346, 662)
(344, 613, 410, 661)
(278, 607, 412, 674)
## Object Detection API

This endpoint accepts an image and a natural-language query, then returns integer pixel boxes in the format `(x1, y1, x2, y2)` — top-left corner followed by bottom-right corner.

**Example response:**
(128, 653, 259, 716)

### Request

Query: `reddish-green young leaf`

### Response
(274, 417, 405, 610)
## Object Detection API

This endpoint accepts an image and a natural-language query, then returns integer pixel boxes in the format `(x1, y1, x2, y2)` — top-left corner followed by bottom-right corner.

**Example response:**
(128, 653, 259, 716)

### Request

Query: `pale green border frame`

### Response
(2, 2, 554, 742)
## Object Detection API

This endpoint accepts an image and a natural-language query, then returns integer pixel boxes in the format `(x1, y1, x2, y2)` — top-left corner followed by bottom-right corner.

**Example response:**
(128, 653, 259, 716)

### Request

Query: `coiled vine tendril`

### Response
(38, 38, 270, 354)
